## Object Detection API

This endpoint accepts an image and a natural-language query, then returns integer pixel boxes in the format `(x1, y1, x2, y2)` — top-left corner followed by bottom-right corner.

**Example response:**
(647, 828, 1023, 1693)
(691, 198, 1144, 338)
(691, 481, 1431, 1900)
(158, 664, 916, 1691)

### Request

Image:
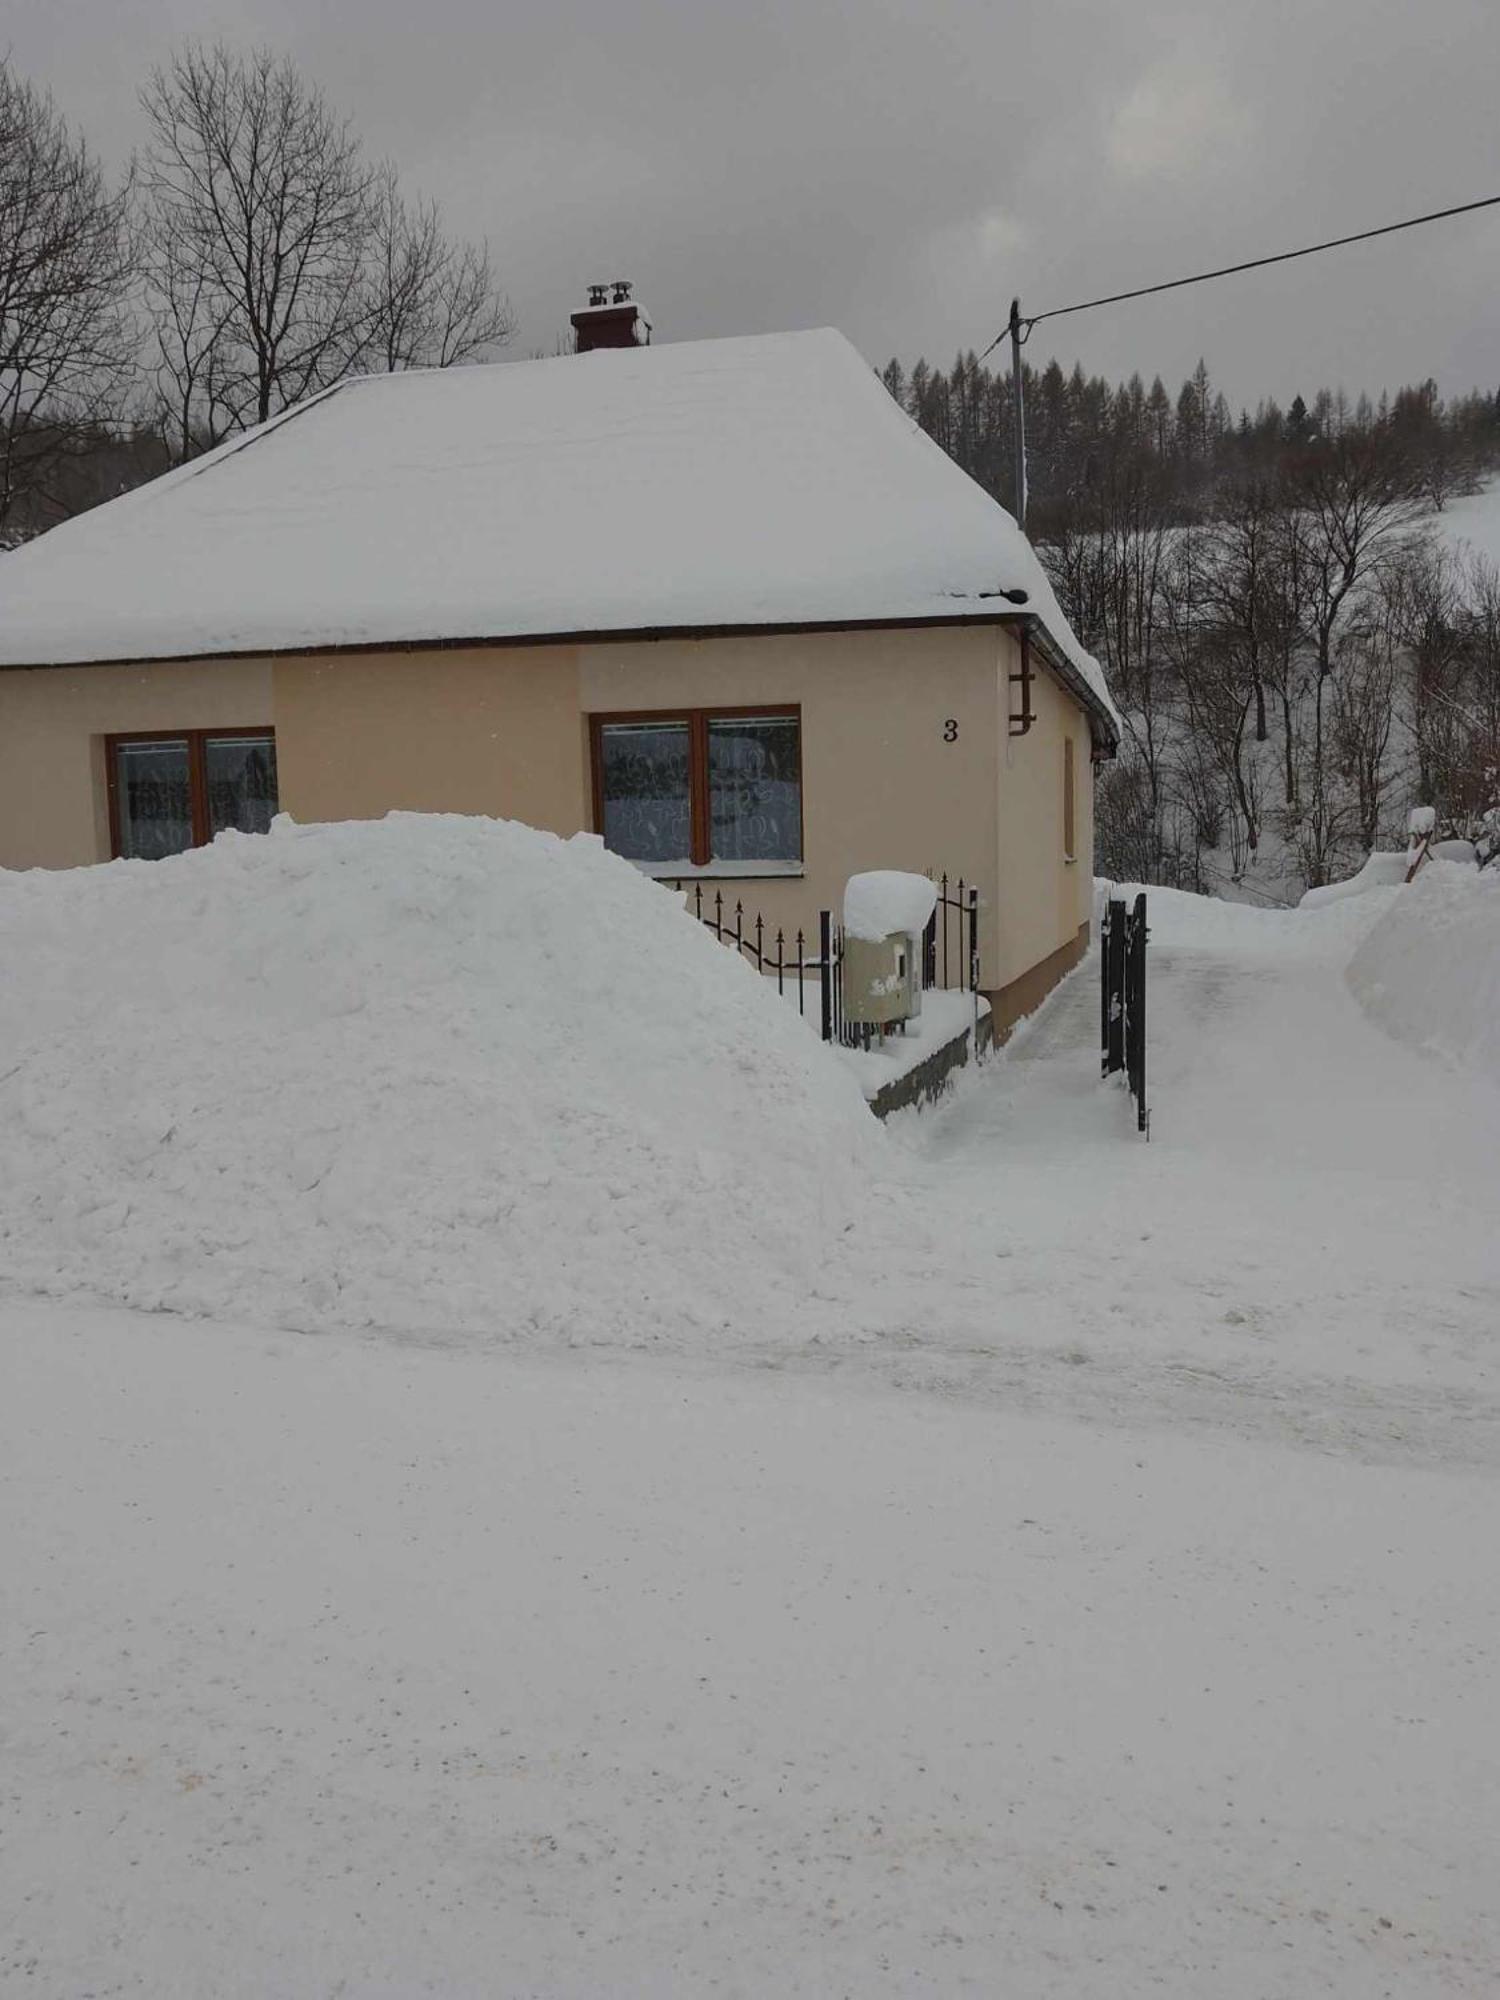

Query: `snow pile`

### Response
(0, 815, 884, 1341)
(1432, 838, 1479, 867)
(1347, 859, 1500, 1077)
(1095, 879, 1305, 946)
(1299, 851, 1411, 909)
(842, 869, 938, 943)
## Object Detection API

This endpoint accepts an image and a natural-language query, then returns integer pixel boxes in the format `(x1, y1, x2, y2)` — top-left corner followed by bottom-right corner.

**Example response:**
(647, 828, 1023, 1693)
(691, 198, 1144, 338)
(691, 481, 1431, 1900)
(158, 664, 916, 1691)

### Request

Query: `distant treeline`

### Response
(880, 350, 1500, 536)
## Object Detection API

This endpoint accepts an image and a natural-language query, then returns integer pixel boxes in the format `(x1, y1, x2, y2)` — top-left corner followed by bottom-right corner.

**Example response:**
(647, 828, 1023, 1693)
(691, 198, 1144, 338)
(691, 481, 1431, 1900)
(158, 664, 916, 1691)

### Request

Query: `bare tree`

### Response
(1045, 457, 1179, 872)
(1282, 436, 1423, 882)
(362, 164, 513, 372)
(140, 46, 515, 455)
(140, 43, 376, 444)
(0, 59, 135, 536)
(1407, 550, 1500, 846)
(1332, 637, 1398, 855)
(1176, 624, 1263, 874)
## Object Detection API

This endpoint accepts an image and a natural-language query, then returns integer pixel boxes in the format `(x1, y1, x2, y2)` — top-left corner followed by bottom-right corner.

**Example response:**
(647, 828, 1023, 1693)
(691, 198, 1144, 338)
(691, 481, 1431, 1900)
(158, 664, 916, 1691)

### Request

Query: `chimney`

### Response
(571, 279, 653, 353)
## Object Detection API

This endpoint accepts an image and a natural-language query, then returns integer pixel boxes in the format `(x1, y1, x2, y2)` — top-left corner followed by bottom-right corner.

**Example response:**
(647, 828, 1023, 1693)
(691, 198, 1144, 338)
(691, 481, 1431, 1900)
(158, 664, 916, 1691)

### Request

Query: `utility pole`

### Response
(1008, 298, 1028, 531)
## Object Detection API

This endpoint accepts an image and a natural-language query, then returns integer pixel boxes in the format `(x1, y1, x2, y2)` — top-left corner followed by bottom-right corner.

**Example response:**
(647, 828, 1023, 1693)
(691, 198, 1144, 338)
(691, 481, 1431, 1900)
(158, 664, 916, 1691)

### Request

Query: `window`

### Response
(591, 708, 802, 873)
(108, 730, 278, 860)
(1063, 735, 1077, 862)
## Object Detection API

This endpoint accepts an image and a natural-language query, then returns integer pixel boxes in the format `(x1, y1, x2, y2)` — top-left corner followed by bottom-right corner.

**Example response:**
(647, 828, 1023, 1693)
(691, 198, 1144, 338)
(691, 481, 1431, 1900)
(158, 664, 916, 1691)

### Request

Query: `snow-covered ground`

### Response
(5, 1302, 1496, 1998)
(3, 827, 1499, 1994)
(1439, 474, 1500, 573)
(834, 985, 988, 1100)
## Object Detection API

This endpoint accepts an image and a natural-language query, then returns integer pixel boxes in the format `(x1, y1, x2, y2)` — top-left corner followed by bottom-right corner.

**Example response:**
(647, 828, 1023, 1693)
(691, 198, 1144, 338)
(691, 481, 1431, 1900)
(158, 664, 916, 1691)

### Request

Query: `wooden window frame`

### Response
(589, 704, 804, 874)
(106, 727, 276, 860)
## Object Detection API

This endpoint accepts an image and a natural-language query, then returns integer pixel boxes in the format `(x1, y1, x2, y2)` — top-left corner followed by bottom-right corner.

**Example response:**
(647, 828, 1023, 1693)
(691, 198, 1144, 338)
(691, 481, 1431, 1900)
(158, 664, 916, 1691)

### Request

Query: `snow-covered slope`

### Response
(0, 815, 882, 1340)
(1438, 475, 1500, 572)
(0, 329, 1118, 734)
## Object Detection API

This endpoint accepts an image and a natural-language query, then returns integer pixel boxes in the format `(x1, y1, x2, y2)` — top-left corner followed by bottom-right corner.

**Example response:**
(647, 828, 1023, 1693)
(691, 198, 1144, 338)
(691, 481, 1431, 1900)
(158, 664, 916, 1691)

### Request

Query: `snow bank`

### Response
(842, 869, 938, 943)
(0, 816, 883, 1341)
(1347, 860, 1500, 1078)
(1095, 879, 1303, 948)
(1299, 851, 1411, 909)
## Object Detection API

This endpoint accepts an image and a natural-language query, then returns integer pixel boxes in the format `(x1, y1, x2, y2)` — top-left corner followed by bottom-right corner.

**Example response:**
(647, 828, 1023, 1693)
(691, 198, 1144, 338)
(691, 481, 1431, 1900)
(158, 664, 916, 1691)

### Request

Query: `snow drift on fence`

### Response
(1299, 851, 1412, 909)
(0, 816, 883, 1341)
(1347, 859, 1500, 1078)
(842, 870, 938, 944)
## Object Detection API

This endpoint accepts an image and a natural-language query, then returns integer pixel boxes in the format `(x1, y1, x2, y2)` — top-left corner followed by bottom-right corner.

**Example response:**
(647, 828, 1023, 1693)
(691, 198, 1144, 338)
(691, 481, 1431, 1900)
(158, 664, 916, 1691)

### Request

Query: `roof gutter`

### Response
(1006, 615, 1120, 759)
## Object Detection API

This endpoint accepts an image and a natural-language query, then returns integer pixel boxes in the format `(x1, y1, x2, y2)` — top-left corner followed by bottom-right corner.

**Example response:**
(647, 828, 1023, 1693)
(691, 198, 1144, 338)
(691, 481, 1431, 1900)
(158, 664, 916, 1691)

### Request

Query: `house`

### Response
(0, 297, 1119, 1033)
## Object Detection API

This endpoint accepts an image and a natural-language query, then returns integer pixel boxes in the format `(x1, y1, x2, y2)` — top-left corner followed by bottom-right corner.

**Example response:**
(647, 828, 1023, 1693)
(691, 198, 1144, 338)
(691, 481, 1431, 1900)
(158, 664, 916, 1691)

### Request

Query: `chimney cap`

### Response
(571, 280, 652, 352)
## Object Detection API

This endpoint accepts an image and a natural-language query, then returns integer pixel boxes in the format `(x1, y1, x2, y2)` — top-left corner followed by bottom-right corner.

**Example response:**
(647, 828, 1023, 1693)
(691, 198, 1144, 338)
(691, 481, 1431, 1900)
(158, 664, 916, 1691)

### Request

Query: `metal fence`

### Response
(675, 882, 820, 1021)
(923, 874, 981, 1009)
(675, 874, 981, 1048)
(1101, 891, 1149, 1136)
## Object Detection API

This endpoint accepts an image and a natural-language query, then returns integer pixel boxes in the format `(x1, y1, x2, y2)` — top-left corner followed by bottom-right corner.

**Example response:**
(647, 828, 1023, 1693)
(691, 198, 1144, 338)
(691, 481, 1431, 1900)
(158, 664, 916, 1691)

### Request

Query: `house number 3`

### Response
(943, 719, 959, 742)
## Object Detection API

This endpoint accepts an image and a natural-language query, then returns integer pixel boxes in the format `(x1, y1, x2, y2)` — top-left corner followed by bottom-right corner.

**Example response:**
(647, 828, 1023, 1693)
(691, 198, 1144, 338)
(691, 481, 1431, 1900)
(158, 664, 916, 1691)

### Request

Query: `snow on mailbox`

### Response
(841, 871, 938, 1030)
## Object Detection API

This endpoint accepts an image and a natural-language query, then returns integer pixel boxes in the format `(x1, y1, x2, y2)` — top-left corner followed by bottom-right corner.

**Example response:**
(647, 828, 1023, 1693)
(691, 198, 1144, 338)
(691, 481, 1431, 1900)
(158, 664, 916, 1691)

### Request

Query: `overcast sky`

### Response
(11, 0, 1499, 409)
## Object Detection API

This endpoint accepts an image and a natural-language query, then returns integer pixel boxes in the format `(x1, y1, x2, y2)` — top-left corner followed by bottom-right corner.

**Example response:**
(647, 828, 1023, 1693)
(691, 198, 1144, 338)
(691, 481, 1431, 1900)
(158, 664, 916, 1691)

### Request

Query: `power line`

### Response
(980, 193, 1500, 359)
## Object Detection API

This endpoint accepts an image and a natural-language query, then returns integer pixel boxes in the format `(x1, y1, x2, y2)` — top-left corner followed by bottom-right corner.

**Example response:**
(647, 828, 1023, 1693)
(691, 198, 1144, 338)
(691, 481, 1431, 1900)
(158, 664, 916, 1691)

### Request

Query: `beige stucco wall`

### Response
(990, 659, 1095, 994)
(0, 658, 273, 869)
(272, 647, 590, 836)
(0, 625, 1099, 1002)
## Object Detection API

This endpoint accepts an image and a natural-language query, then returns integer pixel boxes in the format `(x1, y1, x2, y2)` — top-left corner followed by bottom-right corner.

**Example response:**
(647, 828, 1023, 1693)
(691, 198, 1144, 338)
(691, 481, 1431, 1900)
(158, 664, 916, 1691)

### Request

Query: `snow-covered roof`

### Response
(0, 327, 1118, 739)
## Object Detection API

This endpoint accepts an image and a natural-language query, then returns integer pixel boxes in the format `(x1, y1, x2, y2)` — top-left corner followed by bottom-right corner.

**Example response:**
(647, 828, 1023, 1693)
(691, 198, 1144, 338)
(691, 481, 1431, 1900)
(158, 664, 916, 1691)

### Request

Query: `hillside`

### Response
(1439, 473, 1500, 569)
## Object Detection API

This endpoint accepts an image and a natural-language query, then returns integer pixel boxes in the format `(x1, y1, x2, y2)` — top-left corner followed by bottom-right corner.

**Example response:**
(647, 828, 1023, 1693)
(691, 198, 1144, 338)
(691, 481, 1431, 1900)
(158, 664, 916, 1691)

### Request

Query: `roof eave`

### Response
(0, 608, 1058, 674)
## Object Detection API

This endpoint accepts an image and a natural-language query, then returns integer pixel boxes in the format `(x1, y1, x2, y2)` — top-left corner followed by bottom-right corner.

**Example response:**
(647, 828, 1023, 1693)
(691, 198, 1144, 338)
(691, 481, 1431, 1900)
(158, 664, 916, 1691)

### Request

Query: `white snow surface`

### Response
(0, 814, 883, 1341)
(4, 842, 1500, 1994)
(835, 986, 986, 1099)
(5, 1300, 1497, 1998)
(1347, 858, 1500, 1078)
(841, 866, 939, 942)
(1, 826, 1496, 1404)
(1297, 848, 1411, 908)
(1438, 474, 1500, 572)
(0, 329, 1119, 733)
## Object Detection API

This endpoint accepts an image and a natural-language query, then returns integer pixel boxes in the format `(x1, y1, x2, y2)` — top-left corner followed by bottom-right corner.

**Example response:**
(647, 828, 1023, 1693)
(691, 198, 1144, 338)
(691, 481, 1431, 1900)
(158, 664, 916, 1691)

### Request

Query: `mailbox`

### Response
(840, 871, 938, 1032)
(843, 931, 921, 1026)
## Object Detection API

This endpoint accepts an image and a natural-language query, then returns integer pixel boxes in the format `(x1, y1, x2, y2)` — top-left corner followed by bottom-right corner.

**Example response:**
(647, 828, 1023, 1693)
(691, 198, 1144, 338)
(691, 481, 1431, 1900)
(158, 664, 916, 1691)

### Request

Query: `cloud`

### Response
(6, 0, 1497, 404)
(1107, 54, 1253, 181)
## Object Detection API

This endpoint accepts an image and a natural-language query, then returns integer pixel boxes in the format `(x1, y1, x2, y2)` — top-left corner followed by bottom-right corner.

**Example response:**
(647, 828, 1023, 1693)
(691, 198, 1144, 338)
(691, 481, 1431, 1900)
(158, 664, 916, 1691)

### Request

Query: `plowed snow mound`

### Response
(1347, 859, 1500, 1078)
(0, 816, 883, 1341)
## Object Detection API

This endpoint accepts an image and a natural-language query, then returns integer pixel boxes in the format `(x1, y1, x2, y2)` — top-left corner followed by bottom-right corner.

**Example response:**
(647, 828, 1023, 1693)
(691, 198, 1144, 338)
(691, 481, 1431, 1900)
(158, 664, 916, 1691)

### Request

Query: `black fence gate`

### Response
(1101, 891, 1149, 1136)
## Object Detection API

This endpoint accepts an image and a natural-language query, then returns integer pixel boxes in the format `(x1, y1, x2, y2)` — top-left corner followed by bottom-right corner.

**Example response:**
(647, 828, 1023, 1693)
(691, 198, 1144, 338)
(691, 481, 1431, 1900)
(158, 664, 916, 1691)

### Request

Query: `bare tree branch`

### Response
(0, 58, 135, 536)
(140, 46, 514, 457)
